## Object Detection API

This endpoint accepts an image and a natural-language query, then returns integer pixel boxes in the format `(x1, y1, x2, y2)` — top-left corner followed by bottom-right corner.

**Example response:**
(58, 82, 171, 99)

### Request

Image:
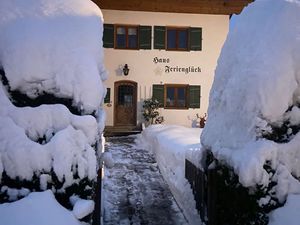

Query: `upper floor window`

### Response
(154, 26, 202, 51)
(103, 24, 152, 50)
(103, 24, 202, 52)
(167, 27, 189, 51)
(116, 25, 138, 49)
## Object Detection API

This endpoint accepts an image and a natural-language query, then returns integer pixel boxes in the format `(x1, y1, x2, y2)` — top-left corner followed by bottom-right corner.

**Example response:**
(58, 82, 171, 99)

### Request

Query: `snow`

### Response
(137, 125, 203, 225)
(104, 136, 188, 225)
(0, 0, 106, 189)
(0, 0, 107, 114)
(269, 194, 300, 225)
(101, 151, 115, 168)
(201, 0, 300, 199)
(72, 198, 95, 219)
(199, 0, 300, 223)
(0, 101, 98, 186)
(69, 194, 95, 219)
(203, 0, 300, 150)
(0, 1, 106, 224)
(0, 190, 81, 225)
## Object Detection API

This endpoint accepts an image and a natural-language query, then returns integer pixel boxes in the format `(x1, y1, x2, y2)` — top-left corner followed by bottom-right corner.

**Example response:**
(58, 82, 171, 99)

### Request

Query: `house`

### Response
(93, 0, 252, 130)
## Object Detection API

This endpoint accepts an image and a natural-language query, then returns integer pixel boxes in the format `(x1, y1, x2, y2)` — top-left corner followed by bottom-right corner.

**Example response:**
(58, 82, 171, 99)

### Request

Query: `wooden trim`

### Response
(114, 24, 139, 50)
(94, 0, 253, 15)
(164, 84, 189, 110)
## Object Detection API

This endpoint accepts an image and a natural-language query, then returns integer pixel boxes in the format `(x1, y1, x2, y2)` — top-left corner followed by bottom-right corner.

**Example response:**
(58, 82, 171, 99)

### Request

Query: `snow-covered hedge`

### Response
(138, 125, 202, 225)
(201, 0, 300, 223)
(0, 0, 106, 221)
(0, 0, 107, 115)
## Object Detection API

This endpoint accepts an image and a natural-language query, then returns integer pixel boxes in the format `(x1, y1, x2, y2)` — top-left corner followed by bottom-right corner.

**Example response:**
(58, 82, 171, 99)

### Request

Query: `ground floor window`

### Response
(165, 84, 188, 108)
(153, 84, 201, 109)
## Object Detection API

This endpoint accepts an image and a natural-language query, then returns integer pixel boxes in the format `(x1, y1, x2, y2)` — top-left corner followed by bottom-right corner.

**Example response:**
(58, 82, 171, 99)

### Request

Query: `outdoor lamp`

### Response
(123, 64, 129, 76)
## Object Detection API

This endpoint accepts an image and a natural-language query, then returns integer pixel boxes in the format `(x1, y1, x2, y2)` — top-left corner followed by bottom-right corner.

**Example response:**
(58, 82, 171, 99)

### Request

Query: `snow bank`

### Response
(70, 195, 95, 219)
(0, 82, 99, 183)
(0, 0, 106, 197)
(203, 0, 300, 149)
(202, 0, 300, 192)
(269, 194, 300, 225)
(0, 0, 107, 114)
(138, 125, 203, 225)
(0, 190, 81, 225)
(201, 0, 300, 221)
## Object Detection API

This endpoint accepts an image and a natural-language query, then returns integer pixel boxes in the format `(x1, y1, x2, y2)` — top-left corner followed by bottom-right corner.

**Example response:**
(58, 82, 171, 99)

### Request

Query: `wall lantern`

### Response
(123, 64, 130, 76)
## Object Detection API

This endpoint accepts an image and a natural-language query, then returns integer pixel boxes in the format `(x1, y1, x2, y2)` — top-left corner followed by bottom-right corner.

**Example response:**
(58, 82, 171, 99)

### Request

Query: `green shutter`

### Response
(103, 24, 114, 48)
(189, 85, 201, 108)
(154, 26, 166, 49)
(189, 27, 202, 51)
(104, 88, 111, 103)
(152, 84, 164, 107)
(139, 26, 152, 50)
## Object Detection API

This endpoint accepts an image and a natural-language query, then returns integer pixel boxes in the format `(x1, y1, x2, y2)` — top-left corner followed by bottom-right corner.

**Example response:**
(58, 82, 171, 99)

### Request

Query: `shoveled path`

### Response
(103, 135, 188, 225)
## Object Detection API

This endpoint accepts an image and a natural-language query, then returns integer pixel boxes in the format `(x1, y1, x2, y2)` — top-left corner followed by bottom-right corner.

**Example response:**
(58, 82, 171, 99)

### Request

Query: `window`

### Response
(104, 88, 111, 103)
(167, 27, 189, 51)
(103, 24, 152, 50)
(154, 26, 202, 51)
(153, 84, 201, 109)
(118, 85, 134, 106)
(165, 84, 188, 108)
(115, 25, 138, 49)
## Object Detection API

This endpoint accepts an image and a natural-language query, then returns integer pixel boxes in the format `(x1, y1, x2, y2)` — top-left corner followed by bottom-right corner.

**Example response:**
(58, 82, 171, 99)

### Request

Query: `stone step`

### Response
(104, 125, 142, 137)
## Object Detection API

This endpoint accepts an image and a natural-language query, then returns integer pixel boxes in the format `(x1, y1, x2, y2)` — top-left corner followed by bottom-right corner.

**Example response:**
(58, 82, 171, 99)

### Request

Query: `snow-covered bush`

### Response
(0, 0, 106, 221)
(200, 0, 300, 224)
(142, 99, 164, 125)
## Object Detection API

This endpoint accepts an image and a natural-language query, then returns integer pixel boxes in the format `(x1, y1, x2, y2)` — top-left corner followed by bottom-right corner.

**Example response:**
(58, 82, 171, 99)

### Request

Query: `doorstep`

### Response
(104, 125, 142, 137)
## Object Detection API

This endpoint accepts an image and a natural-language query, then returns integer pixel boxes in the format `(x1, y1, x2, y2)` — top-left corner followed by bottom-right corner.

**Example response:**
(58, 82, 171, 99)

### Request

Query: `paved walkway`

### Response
(103, 135, 188, 225)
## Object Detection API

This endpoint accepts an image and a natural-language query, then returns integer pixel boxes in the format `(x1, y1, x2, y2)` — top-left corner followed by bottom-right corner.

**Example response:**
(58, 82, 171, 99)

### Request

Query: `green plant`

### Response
(142, 98, 163, 125)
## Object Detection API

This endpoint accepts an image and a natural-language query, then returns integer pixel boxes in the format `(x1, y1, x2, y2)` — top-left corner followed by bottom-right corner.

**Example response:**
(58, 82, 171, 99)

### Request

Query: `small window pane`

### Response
(128, 35, 137, 48)
(178, 30, 188, 49)
(116, 27, 126, 48)
(167, 30, 176, 49)
(128, 27, 137, 48)
(116, 35, 126, 48)
(166, 87, 175, 107)
(118, 85, 133, 106)
(177, 87, 186, 107)
(128, 28, 137, 35)
(117, 27, 126, 35)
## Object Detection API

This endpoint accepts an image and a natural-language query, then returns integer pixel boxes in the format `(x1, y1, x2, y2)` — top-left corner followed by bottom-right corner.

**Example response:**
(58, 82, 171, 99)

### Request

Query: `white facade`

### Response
(102, 9, 229, 127)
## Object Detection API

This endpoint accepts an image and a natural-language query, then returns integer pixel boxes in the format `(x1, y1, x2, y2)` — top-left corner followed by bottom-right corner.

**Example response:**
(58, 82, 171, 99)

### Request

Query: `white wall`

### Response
(102, 9, 229, 127)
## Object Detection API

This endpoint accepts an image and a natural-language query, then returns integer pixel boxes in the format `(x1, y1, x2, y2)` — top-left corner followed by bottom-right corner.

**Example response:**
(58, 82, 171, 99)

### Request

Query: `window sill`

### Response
(164, 106, 189, 110)
(114, 47, 139, 50)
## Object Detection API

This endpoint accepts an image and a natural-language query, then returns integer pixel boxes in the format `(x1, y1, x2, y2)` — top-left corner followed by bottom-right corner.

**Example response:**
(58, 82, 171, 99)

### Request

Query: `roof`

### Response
(93, 0, 254, 15)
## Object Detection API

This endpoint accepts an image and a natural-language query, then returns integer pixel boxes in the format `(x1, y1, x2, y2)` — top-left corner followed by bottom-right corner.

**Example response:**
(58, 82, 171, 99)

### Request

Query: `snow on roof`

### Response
(201, 0, 300, 200)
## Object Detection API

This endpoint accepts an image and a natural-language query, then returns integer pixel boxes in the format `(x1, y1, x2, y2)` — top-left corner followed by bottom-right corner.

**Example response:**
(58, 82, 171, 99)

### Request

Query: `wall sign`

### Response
(153, 57, 201, 74)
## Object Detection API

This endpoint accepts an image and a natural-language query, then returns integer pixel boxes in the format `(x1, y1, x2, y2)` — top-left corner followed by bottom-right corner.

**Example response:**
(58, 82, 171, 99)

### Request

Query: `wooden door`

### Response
(114, 81, 137, 126)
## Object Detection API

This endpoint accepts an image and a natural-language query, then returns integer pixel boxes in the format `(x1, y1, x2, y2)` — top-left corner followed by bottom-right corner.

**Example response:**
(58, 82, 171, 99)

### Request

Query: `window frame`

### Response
(104, 88, 111, 104)
(166, 26, 189, 51)
(164, 84, 189, 109)
(114, 24, 139, 50)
